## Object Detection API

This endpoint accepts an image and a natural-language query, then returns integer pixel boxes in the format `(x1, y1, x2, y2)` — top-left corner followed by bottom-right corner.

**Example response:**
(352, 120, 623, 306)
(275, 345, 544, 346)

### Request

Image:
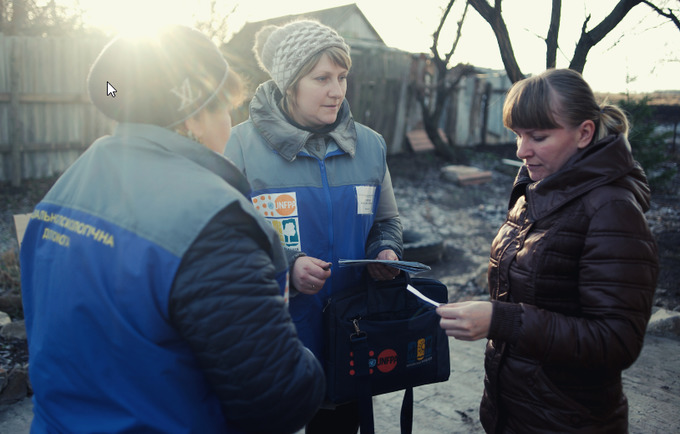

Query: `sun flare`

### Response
(81, 0, 194, 37)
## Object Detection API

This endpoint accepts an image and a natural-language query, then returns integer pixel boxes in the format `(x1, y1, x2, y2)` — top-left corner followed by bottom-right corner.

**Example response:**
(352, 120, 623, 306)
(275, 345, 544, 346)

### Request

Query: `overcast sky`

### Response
(78, 0, 679, 94)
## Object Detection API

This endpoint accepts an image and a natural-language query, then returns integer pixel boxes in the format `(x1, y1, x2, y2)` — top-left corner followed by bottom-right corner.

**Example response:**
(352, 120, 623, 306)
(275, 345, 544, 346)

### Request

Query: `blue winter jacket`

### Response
(20, 123, 324, 433)
(225, 81, 403, 362)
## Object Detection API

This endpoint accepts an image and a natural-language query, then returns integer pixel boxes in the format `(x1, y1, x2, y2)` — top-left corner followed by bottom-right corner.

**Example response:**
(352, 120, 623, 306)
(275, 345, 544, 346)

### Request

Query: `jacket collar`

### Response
(249, 80, 357, 162)
(114, 123, 252, 197)
(510, 134, 651, 220)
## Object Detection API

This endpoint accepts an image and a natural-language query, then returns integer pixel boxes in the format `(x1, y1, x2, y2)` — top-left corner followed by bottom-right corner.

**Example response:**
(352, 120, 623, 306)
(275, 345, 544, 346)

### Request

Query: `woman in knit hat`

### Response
(20, 25, 324, 433)
(225, 19, 403, 433)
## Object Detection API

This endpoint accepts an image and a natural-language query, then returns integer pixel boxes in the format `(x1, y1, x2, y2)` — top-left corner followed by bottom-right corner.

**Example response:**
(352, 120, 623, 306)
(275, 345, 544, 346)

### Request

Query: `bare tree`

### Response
(192, 0, 237, 46)
(467, 0, 680, 83)
(413, 0, 476, 162)
(641, 0, 680, 31)
(0, 0, 86, 36)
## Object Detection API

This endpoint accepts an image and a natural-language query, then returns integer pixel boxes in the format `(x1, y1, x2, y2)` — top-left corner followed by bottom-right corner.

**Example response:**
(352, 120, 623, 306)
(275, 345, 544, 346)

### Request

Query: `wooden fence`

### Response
(0, 34, 116, 186)
(343, 43, 413, 155)
(0, 35, 513, 185)
(444, 68, 514, 146)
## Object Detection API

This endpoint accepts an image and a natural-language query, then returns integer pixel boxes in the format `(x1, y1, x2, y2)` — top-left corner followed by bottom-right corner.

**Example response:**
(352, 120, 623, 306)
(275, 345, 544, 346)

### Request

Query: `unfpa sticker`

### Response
(348, 348, 398, 376)
(376, 349, 398, 373)
(252, 193, 298, 218)
(252, 192, 301, 251)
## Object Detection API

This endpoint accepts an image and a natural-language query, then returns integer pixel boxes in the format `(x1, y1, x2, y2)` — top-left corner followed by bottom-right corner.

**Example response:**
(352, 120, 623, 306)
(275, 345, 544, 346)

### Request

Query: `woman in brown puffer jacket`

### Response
(437, 68, 658, 433)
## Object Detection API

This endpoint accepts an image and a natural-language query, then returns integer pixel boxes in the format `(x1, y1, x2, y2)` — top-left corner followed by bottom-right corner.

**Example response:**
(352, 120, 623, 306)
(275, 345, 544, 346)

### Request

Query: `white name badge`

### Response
(356, 186, 376, 215)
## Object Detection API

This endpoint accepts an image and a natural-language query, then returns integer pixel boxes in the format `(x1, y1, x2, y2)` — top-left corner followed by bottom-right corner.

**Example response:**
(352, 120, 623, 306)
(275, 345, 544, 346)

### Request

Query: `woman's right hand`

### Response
(436, 301, 492, 341)
(292, 256, 332, 295)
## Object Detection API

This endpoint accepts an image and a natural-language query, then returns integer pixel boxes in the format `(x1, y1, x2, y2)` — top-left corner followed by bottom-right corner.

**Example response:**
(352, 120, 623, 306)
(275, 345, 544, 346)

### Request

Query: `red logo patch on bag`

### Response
(376, 349, 397, 373)
(349, 349, 397, 374)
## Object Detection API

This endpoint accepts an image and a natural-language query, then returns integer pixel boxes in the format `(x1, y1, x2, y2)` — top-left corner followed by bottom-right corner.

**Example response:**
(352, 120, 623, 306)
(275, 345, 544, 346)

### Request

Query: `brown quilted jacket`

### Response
(480, 134, 659, 433)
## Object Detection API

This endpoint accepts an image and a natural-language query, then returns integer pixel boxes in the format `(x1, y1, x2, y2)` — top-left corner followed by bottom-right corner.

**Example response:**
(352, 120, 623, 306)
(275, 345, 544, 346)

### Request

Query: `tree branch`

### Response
(467, 0, 524, 82)
(546, 0, 562, 68)
(431, 0, 455, 63)
(569, 0, 642, 73)
(641, 0, 680, 31)
(445, 1, 470, 65)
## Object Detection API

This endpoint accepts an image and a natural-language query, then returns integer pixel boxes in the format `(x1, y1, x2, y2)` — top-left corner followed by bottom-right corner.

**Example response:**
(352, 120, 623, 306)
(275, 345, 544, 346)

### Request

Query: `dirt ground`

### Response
(0, 148, 679, 432)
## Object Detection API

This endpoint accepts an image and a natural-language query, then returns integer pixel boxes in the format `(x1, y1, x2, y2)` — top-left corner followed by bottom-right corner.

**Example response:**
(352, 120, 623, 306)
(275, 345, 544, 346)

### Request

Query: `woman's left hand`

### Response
(367, 249, 401, 280)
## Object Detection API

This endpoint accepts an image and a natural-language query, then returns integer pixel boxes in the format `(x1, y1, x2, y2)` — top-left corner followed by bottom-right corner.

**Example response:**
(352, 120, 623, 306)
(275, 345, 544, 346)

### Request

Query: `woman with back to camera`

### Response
(436, 68, 658, 432)
(225, 19, 403, 433)
(20, 25, 324, 433)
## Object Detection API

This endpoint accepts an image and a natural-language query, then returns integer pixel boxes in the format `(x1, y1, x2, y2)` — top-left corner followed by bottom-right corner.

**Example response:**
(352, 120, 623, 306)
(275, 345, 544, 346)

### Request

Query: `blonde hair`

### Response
(281, 46, 352, 116)
(503, 68, 629, 142)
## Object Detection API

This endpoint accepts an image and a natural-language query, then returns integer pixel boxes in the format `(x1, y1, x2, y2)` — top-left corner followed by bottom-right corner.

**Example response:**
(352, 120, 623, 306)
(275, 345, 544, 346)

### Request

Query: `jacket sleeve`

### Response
(366, 167, 403, 259)
(169, 203, 325, 433)
(501, 194, 658, 371)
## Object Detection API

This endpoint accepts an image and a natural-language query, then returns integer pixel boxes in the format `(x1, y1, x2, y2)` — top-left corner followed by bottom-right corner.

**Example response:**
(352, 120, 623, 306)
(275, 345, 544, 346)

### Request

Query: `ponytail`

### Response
(596, 104, 629, 143)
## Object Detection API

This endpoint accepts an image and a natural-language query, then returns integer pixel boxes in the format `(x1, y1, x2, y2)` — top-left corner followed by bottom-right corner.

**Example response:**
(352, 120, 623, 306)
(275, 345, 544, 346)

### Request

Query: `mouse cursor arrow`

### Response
(107, 81, 117, 98)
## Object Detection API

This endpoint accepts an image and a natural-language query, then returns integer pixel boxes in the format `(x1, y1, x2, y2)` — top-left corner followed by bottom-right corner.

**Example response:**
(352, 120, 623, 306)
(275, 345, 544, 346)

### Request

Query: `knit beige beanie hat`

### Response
(254, 20, 350, 94)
